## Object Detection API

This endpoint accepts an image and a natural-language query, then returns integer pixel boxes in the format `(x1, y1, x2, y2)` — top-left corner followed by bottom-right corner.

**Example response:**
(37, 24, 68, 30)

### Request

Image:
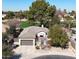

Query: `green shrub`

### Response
(48, 24, 69, 48)
(9, 25, 16, 34)
(2, 33, 9, 44)
(20, 21, 29, 28)
(2, 33, 14, 58)
(2, 44, 14, 58)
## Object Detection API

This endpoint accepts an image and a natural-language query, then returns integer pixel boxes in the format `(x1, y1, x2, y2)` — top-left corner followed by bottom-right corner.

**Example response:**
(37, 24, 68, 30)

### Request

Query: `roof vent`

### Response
(41, 24, 44, 28)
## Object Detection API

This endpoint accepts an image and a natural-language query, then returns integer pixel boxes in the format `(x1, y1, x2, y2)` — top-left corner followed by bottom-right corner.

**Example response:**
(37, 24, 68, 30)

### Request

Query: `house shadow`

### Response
(32, 55, 76, 59)
(10, 54, 21, 59)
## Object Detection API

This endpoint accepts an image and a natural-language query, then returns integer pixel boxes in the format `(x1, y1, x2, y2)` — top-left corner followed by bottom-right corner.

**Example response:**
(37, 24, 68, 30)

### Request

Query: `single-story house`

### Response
(18, 26, 49, 46)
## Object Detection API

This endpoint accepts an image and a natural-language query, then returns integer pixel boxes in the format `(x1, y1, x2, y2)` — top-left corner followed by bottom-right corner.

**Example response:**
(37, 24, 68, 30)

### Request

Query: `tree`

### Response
(9, 25, 16, 34)
(2, 33, 9, 44)
(64, 16, 74, 29)
(15, 11, 25, 19)
(65, 16, 73, 20)
(70, 21, 76, 28)
(5, 11, 15, 19)
(8, 19, 20, 35)
(48, 24, 69, 48)
(64, 20, 76, 28)
(2, 33, 14, 59)
(27, 0, 58, 28)
(28, 0, 49, 25)
(70, 10, 76, 16)
(63, 9, 67, 14)
(2, 45, 14, 59)
(23, 11, 29, 19)
(9, 19, 20, 28)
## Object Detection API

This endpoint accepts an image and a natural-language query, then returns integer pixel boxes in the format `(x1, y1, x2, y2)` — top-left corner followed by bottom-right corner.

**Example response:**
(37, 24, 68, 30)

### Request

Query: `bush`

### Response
(70, 21, 76, 28)
(2, 33, 9, 44)
(20, 21, 29, 29)
(48, 24, 69, 48)
(9, 25, 16, 34)
(2, 44, 14, 59)
(2, 33, 14, 59)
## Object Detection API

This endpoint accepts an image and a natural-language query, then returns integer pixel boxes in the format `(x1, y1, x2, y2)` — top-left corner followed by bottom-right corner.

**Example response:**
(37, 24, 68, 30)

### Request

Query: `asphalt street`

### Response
(33, 55, 76, 59)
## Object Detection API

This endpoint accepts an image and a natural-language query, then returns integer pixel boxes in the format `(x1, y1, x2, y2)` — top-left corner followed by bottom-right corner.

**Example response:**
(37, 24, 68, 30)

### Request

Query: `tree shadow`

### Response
(10, 54, 21, 59)
(32, 55, 76, 59)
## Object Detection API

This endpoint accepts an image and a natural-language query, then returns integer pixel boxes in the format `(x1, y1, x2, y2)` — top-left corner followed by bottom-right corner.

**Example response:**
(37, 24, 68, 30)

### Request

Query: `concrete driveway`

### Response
(13, 45, 75, 59)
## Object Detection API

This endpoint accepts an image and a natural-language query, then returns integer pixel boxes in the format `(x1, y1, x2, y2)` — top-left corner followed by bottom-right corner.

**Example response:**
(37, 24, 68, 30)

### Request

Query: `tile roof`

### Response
(19, 26, 49, 39)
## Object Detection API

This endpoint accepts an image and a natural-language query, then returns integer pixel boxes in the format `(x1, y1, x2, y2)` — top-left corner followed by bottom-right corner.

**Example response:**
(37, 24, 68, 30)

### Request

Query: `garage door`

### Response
(20, 40, 33, 45)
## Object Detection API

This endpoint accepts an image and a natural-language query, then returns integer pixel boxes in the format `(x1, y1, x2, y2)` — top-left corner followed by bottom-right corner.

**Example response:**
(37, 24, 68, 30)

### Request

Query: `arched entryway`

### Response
(35, 32, 48, 49)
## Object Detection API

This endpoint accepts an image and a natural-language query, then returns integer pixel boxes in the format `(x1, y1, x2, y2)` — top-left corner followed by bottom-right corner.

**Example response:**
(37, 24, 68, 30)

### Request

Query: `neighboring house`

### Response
(2, 14, 6, 18)
(55, 10, 66, 22)
(70, 15, 75, 19)
(2, 11, 7, 18)
(18, 26, 49, 46)
(55, 10, 75, 22)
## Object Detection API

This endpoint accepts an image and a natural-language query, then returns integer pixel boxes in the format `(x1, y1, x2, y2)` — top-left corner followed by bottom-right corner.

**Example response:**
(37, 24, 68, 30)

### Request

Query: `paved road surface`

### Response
(33, 55, 76, 59)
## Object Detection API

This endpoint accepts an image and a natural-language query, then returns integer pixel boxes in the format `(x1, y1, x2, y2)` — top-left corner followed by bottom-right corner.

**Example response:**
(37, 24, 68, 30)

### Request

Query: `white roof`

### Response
(37, 32, 46, 37)
(2, 14, 6, 18)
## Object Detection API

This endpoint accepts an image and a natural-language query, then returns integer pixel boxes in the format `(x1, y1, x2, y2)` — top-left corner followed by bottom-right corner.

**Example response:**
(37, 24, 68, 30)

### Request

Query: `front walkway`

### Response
(13, 44, 75, 59)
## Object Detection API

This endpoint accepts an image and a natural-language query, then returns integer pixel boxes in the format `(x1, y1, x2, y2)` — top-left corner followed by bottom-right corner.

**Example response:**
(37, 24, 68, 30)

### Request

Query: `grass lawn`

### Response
(20, 21, 30, 29)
